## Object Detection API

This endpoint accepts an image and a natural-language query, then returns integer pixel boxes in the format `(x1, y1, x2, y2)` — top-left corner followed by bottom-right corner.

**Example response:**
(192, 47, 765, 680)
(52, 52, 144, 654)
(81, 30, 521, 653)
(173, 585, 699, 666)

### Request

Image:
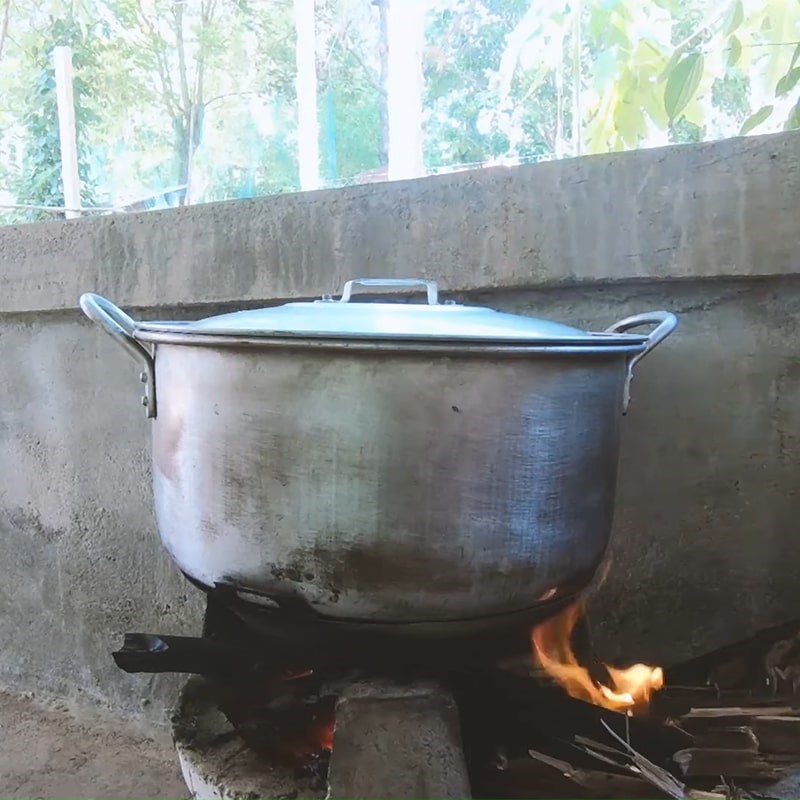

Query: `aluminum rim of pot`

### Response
(130, 278, 653, 353)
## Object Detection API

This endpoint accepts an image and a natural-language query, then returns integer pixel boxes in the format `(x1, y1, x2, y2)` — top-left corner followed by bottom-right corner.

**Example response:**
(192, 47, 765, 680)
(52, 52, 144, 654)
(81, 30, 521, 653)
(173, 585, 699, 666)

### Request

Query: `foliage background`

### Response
(0, 0, 798, 224)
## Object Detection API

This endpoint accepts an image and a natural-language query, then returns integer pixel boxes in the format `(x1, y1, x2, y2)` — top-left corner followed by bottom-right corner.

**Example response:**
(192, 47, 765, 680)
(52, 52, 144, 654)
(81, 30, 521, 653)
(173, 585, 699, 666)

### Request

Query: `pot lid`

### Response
(135, 278, 649, 346)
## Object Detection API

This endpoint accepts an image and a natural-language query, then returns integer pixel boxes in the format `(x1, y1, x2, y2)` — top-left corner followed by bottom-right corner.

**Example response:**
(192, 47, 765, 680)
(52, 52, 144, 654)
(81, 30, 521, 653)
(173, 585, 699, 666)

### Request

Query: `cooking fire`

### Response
(532, 601, 664, 714)
(161, 605, 800, 800)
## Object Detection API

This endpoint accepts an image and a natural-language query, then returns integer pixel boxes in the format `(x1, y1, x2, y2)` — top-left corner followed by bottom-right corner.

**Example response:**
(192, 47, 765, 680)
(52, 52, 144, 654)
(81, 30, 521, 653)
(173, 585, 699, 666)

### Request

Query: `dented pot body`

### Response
(150, 341, 625, 624)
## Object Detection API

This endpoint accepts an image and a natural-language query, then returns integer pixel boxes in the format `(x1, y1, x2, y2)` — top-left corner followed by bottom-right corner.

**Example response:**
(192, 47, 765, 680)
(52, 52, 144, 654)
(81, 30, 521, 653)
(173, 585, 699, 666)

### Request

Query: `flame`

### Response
(532, 602, 663, 714)
(316, 718, 334, 752)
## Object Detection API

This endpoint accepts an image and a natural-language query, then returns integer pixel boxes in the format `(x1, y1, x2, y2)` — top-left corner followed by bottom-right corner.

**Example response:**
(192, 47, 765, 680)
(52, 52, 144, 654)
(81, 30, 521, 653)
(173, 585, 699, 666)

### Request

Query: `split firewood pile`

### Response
(454, 619, 800, 799)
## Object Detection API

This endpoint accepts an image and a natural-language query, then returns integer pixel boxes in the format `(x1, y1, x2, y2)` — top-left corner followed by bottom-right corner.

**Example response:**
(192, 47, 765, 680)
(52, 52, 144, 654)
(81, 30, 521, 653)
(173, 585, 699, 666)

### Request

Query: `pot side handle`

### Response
(605, 311, 678, 414)
(79, 293, 156, 418)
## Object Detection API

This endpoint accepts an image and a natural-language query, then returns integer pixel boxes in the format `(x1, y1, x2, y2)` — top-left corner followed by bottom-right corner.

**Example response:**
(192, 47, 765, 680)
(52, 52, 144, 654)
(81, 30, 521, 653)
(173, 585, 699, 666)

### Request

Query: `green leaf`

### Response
(785, 101, 800, 131)
(658, 48, 682, 83)
(664, 53, 704, 123)
(641, 86, 669, 129)
(724, 0, 744, 35)
(682, 97, 706, 127)
(727, 35, 742, 67)
(776, 67, 800, 97)
(791, 44, 800, 72)
(614, 99, 646, 146)
(739, 105, 774, 135)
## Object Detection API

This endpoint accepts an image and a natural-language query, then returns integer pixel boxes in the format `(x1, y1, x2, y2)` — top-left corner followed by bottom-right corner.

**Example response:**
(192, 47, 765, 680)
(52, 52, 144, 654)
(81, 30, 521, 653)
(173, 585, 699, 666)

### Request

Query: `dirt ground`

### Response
(0, 689, 187, 798)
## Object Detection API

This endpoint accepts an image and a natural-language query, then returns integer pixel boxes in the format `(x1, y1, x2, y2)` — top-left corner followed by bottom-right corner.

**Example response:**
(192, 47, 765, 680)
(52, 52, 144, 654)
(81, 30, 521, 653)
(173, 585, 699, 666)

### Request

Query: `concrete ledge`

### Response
(1, 132, 799, 314)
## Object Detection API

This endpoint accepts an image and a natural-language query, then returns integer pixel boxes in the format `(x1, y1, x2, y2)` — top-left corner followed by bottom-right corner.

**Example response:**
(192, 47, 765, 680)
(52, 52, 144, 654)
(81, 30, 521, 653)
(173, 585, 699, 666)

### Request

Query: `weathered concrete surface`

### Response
(1, 131, 798, 314)
(0, 310, 205, 717)
(0, 689, 186, 797)
(0, 135, 799, 715)
(328, 680, 471, 799)
(172, 676, 325, 800)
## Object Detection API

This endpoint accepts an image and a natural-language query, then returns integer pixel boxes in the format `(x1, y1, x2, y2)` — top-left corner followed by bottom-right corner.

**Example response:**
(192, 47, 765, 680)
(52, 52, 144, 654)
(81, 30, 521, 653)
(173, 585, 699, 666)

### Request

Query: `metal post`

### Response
(386, 0, 425, 181)
(294, 0, 319, 191)
(53, 45, 81, 219)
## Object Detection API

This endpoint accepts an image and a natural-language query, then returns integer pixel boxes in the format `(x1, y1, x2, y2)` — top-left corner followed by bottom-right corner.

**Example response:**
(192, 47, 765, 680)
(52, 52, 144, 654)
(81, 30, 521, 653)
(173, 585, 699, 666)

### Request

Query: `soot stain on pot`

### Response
(286, 541, 485, 595)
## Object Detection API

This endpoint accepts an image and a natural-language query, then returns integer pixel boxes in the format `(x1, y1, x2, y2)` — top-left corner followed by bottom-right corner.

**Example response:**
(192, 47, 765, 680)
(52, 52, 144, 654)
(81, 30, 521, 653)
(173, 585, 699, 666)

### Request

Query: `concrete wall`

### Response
(1, 131, 799, 717)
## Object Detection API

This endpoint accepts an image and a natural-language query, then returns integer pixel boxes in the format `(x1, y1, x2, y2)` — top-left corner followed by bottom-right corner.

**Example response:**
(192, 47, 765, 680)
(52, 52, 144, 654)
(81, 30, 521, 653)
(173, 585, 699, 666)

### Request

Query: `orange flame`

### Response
(532, 602, 663, 714)
(315, 717, 334, 752)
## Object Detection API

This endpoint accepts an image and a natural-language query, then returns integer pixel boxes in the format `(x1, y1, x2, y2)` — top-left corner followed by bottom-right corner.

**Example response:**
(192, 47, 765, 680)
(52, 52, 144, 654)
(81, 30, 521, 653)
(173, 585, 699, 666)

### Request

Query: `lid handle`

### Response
(339, 278, 439, 305)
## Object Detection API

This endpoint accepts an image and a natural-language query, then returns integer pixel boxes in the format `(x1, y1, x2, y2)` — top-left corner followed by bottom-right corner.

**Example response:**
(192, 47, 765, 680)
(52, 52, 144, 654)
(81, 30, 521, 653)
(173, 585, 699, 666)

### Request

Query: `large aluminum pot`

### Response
(80, 278, 677, 634)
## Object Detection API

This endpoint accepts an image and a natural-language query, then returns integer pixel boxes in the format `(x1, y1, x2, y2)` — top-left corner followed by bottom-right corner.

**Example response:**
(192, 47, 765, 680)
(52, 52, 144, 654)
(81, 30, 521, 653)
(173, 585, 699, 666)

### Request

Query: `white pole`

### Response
(294, 0, 319, 191)
(572, 0, 582, 156)
(53, 45, 81, 219)
(387, 0, 425, 181)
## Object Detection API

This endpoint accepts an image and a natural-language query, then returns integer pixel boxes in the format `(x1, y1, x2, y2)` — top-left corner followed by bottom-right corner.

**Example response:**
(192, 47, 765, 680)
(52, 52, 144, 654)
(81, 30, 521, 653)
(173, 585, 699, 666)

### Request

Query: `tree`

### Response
(316, 0, 385, 179)
(424, 1, 530, 170)
(9, 10, 100, 219)
(1, 0, 799, 227)
(106, 0, 256, 201)
(493, 0, 800, 157)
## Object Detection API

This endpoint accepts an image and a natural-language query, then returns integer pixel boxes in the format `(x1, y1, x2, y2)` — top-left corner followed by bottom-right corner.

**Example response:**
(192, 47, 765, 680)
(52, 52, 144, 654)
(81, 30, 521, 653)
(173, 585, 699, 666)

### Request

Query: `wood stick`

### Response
(684, 706, 796, 718)
(692, 726, 759, 751)
(672, 747, 789, 780)
(679, 706, 796, 732)
(752, 715, 800, 754)
(527, 749, 666, 798)
(600, 720, 688, 800)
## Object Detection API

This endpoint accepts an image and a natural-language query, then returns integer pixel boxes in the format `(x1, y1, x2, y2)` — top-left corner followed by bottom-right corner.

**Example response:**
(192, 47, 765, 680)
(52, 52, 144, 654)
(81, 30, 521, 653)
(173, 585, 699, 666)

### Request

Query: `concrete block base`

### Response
(327, 679, 471, 799)
(172, 676, 326, 800)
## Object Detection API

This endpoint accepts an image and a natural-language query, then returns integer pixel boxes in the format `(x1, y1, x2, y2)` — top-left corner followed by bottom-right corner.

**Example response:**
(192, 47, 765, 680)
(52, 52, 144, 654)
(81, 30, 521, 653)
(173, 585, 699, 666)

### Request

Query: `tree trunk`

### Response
(294, 0, 319, 190)
(386, 0, 425, 181)
(174, 113, 190, 193)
